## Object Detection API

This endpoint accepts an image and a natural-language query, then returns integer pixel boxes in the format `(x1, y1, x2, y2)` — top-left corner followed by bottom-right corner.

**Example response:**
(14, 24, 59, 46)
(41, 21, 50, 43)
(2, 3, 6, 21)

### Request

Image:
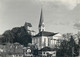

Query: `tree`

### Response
(68, 36, 79, 56)
(2, 30, 14, 43)
(57, 35, 79, 57)
(56, 40, 69, 57)
(0, 23, 32, 46)
(78, 39, 80, 56)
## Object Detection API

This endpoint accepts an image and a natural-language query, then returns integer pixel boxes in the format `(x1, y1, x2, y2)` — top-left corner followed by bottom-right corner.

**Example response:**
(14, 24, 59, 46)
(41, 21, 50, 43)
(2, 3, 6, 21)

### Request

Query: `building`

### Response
(23, 47, 33, 57)
(32, 9, 63, 50)
(23, 44, 35, 57)
(38, 47, 56, 57)
(2, 43, 24, 57)
(0, 43, 34, 57)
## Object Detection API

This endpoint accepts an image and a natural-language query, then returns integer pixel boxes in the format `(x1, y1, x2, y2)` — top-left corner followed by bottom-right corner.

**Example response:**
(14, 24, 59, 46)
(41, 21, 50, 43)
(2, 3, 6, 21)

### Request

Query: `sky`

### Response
(0, 0, 80, 34)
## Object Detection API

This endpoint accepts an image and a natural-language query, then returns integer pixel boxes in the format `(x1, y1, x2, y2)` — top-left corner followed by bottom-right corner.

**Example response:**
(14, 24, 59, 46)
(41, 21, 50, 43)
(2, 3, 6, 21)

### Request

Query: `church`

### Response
(32, 9, 63, 50)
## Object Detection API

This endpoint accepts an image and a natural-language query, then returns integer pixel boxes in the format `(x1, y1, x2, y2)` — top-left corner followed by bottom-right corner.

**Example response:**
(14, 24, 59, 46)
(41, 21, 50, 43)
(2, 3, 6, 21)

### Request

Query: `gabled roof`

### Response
(39, 47, 56, 51)
(33, 31, 58, 37)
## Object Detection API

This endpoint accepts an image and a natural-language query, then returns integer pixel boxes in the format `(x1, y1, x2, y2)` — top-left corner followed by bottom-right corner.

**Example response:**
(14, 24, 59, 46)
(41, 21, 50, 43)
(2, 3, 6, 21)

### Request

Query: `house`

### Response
(5, 43, 24, 57)
(23, 47, 33, 57)
(38, 47, 56, 57)
(0, 45, 5, 57)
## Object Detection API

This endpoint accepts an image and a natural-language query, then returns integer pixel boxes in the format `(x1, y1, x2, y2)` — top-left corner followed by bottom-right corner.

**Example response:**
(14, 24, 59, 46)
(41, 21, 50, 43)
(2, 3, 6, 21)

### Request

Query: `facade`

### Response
(0, 43, 24, 57)
(0, 43, 34, 57)
(38, 47, 56, 57)
(32, 9, 62, 50)
(6, 43, 24, 57)
(23, 47, 33, 57)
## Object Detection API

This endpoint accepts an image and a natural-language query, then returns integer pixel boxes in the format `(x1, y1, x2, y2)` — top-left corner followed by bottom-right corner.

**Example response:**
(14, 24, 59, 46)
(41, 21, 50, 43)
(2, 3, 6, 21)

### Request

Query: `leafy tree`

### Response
(68, 36, 79, 56)
(2, 30, 14, 43)
(0, 24, 32, 46)
(57, 35, 79, 57)
(57, 40, 69, 57)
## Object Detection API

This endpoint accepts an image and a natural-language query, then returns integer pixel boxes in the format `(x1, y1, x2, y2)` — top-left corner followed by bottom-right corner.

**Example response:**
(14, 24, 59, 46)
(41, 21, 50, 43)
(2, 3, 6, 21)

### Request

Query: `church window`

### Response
(42, 29, 44, 31)
(48, 38, 50, 46)
(39, 38, 41, 46)
(44, 38, 46, 46)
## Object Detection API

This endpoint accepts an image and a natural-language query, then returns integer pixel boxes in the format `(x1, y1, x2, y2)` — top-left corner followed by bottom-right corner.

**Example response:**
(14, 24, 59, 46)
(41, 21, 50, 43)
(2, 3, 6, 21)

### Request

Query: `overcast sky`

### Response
(0, 0, 80, 34)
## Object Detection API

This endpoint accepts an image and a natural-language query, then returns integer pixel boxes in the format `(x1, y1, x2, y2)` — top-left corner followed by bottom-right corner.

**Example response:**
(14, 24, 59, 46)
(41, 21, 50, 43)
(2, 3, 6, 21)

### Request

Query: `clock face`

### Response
(27, 49, 31, 53)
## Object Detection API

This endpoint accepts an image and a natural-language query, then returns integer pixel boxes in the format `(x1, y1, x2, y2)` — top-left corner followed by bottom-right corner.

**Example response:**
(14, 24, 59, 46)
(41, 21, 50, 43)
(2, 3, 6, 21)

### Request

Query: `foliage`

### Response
(0, 26, 32, 46)
(56, 36, 79, 57)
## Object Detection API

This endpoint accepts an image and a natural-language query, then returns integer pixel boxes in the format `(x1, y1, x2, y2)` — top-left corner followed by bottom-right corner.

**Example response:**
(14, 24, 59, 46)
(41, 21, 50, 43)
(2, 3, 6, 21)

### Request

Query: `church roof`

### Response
(33, 31, 58, 37)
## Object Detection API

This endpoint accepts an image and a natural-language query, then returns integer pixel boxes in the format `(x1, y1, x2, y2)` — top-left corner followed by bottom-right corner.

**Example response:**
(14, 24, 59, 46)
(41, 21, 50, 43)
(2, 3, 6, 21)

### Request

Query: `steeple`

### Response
(39, 9, 45, 32)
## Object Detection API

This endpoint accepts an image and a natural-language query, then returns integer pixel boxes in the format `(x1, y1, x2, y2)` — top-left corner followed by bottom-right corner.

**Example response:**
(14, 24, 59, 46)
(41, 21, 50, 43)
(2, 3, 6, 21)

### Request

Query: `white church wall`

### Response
(41, 36, 48, 47)
(32, 37, 42, 49)
(32, 33, 63, 49)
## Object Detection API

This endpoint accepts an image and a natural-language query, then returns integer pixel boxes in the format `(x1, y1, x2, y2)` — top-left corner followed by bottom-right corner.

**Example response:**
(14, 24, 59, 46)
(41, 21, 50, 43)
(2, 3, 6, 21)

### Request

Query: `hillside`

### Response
(0, 22, 32, 46)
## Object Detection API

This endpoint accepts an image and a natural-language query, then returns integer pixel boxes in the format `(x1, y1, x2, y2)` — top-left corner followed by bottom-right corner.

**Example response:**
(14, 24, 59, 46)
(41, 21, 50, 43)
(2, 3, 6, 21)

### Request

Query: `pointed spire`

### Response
(39, 8, 44, 27)
(39, 8, 45, 32)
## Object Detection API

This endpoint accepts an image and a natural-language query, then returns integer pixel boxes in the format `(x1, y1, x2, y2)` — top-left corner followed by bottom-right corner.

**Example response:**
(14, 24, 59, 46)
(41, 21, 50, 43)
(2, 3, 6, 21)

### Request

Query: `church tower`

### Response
(39, 9, 45, 32)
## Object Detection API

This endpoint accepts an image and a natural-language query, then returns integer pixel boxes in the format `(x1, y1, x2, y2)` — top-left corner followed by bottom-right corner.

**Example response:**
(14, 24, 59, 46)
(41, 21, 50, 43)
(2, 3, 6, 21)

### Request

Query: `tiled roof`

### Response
(39, 47, 56, 51)
(33, 31, 58, 37)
